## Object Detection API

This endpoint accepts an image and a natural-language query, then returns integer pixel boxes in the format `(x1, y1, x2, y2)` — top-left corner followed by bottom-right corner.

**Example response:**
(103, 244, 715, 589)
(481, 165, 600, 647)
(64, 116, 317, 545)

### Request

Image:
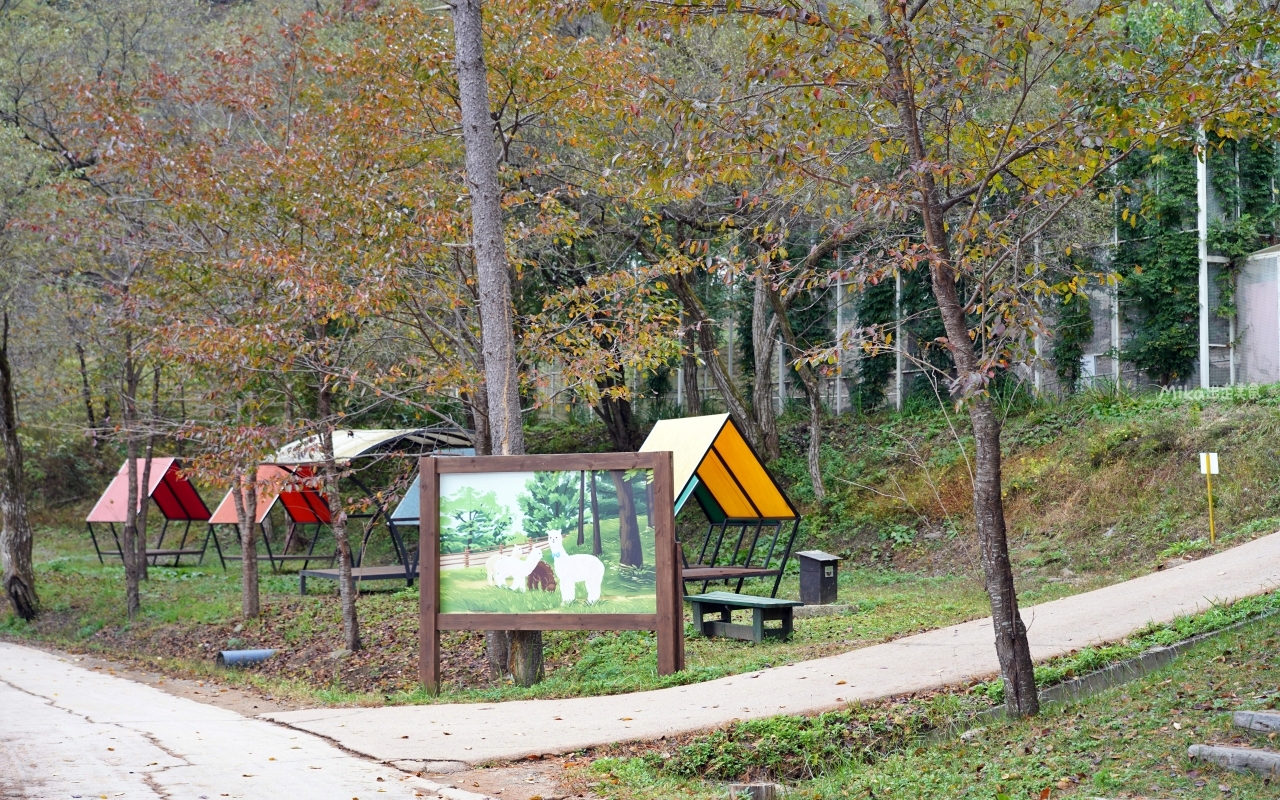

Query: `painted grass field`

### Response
(440, 518, 658, 613)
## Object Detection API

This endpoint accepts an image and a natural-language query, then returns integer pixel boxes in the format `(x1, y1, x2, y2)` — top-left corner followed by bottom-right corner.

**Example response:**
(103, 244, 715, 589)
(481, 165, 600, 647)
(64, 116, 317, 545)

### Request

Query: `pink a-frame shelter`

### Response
(86, 458, 222, 568)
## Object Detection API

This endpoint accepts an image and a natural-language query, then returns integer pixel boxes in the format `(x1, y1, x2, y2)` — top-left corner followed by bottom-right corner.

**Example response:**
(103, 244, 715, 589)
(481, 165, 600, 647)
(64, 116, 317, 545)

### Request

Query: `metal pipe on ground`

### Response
(216, 649, 276, 667)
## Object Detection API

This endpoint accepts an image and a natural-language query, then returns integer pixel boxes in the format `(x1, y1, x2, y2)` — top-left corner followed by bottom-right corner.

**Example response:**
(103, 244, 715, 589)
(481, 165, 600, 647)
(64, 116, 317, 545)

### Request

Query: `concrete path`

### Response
(267, 530, 1280, 765)
(0, 643, 490, 799)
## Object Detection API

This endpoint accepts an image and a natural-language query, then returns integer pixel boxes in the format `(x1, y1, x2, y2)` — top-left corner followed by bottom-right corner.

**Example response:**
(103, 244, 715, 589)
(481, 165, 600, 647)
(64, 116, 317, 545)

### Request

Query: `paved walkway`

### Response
(0, 643, 489, 799)
(267, 530, 1280, 765)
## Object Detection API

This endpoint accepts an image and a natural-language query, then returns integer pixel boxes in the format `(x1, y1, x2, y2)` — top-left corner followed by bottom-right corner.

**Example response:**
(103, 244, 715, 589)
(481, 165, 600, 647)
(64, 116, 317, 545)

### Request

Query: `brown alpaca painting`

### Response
(526, 560, 557, 592)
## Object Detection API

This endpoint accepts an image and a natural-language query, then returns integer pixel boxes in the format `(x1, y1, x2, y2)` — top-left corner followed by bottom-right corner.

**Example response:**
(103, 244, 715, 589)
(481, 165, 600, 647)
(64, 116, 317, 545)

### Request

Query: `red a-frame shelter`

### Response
(86, 458, 221, 567)
(208, 464, 336, 573)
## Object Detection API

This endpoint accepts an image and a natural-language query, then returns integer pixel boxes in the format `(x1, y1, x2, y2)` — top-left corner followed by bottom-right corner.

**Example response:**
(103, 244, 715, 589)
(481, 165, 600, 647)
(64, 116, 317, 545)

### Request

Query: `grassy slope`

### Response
(777, 383, 1280, 578)
(585, 605, 1280, 800)
(4, 385, 1280, 705)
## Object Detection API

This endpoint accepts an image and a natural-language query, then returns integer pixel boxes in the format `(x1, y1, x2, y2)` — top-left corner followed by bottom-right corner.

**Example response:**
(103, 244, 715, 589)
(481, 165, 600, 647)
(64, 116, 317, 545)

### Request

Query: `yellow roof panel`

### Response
(696, 446, 758, 518)
(711, 424, 796, 518)
(640, 413, 797, 520)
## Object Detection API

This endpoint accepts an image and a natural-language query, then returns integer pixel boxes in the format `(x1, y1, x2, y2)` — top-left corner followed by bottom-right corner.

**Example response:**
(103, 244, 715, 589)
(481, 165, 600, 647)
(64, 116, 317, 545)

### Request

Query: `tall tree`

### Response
(449, 0, 540, 685)
(619, 0, 1280, 717)
(0, 313, 36, 620)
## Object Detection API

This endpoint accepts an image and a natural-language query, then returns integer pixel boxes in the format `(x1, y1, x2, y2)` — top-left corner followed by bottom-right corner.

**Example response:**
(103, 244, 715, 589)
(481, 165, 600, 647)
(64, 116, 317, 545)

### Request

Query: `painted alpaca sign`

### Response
(436, 467, 656, 614)
(419, 452, 683, 690)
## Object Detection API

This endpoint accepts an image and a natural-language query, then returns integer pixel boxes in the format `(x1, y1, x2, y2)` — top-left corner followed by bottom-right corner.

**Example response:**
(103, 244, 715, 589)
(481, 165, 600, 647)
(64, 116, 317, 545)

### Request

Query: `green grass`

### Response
(583, 605, 1280, 799)
(1, 522, 1010, 705)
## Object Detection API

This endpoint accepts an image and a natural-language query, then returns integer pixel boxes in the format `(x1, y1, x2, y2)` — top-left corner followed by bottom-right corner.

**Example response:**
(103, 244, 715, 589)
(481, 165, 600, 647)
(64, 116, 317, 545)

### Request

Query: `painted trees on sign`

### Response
(442, 488, 514, 553)
(517, 472, 578, 540)
(609, 472, 643, 569)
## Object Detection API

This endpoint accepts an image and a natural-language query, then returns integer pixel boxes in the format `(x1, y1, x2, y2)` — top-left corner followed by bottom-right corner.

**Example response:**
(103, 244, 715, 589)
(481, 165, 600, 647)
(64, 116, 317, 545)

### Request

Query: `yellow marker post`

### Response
(1200, 452, 1219, 544)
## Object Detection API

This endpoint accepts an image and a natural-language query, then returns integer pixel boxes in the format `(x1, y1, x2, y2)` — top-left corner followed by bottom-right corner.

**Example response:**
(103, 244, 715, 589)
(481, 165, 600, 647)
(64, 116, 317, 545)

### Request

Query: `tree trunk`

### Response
(470, 383, 510, 680)
(878, 18, 1037, 715)
(451, 0, 524, 459)
(507, 629, 543, 686)
(589, 471, 602, 556)
(969, 397, 1037, 715)
(766, 293, 826, 501)
(134, 368, 161, 582)
(463, 387, 491, 458)
(486, 629, 511, 679)
(751, 275, 782, 460)
(611, 471, 642, 567)
(317, 383, 360, 652)
(577, 471, 586, 546)
(230, 467, 260, 619)
(121, 343, 142, 619)
(669, 270, 772, 456)
(451, 0, 541, 684)
(593, 378, 639, 451)
(0, 314, 37, 620)
(681, 315, 702, 414)
(74, 341, 100, 453)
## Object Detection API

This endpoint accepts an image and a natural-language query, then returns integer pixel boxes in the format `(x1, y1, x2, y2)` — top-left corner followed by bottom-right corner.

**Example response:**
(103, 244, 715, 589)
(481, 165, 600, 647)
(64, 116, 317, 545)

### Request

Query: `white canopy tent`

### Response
(268, 427, 473, 465)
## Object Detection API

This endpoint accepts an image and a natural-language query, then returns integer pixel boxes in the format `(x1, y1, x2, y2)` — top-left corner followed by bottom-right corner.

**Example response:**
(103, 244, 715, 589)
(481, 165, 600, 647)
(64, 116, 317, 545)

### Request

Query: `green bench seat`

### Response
(685, 591, 803, 643)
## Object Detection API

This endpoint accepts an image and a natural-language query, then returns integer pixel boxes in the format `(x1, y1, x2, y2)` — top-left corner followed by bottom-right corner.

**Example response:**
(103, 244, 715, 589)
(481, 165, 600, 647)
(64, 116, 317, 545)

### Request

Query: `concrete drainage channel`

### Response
(728, 610, 1279, 799)
(934, 608, 1280, 743)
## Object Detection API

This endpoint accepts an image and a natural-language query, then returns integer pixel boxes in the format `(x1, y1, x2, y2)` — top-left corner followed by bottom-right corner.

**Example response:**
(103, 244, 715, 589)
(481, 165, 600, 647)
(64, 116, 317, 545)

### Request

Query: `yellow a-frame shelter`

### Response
(640, 414, 800, 597)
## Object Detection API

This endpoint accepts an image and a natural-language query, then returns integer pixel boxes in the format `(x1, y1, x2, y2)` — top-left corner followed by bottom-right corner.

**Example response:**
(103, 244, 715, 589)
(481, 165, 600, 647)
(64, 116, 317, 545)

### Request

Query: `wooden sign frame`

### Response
(418, 451, 684, 692)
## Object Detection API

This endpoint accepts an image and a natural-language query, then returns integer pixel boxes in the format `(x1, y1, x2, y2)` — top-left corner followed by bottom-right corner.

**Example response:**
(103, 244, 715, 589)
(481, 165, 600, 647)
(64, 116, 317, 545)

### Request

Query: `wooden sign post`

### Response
(418, 451, 683, 693)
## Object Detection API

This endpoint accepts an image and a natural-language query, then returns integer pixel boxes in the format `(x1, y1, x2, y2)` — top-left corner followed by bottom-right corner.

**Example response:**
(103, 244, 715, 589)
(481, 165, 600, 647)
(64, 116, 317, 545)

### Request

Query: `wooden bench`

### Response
(299, 564, 418, 595)
(686, 591, 802, 643)
(100, 548, 205, 560)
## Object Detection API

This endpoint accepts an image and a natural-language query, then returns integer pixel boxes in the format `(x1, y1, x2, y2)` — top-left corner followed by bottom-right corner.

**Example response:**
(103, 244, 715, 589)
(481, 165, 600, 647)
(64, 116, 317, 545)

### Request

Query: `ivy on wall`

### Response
(848, 265, 945, 412)
(1052, 289, 1095, 394)
(1207, 139, 1280, 319)
(1112, 139, 1279, 386)
(1114, 146, 1201, 386)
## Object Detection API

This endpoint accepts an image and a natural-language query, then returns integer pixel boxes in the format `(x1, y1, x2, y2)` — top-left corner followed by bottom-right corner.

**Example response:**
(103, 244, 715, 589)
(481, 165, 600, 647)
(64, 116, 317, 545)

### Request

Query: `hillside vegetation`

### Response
(771, 383, 1280, 581)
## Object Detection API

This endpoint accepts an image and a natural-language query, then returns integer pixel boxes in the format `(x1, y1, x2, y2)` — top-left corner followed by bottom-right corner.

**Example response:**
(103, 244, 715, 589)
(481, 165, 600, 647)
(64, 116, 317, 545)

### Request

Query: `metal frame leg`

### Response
(263, 522, 280, 573)
(152, 518, 171, 566)
(204, 525, 226, 569)
(172, 520, 192, 567)
(87, 523, 105, 564)
(769, 519, 802, 599)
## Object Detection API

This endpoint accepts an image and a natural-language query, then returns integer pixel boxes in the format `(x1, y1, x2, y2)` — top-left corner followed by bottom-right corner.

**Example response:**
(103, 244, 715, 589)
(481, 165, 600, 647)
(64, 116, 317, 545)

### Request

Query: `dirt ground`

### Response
(422, 758, 597, 800)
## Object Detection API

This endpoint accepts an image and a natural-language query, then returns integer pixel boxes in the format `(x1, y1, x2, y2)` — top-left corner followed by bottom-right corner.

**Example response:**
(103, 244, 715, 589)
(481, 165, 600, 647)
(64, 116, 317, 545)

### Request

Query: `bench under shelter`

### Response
(86, 458, 221, 568)
(639, 413, 801, 598)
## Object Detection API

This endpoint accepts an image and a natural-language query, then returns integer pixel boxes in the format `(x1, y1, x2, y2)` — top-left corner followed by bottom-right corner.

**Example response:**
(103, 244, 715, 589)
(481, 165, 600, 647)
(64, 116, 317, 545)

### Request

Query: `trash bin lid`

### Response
(796, 550, 840, 562)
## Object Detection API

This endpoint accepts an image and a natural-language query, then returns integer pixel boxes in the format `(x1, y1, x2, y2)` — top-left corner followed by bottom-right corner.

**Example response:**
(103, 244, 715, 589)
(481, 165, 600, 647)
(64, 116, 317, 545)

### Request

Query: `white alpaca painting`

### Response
(546, 529, 604, 605)
(488, 545, 544, 591)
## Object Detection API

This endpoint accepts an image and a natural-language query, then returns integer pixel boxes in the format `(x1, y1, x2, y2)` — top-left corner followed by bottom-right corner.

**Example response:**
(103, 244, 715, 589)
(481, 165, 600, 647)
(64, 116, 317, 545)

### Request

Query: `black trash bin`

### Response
(797, 550, 840, 605)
